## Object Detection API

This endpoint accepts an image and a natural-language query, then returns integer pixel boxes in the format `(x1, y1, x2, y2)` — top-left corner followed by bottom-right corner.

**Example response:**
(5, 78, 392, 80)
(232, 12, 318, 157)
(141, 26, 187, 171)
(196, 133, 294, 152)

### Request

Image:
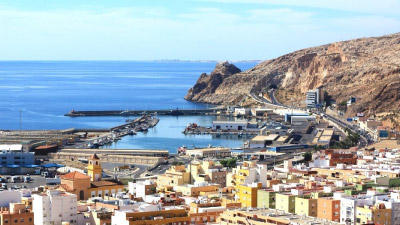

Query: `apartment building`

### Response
(0, 203, 34, 225)
(32, 190, 78, 225)
(189, 160, 227, 187)
(317, 198, 340, 222)
(157, 165, 190, 189)
(111, 208, 190, 225)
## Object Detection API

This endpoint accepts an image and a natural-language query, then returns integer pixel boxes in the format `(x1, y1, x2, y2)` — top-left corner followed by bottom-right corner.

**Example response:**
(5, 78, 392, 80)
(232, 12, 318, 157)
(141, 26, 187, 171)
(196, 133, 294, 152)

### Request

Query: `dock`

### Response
(65, 108, 223, 117)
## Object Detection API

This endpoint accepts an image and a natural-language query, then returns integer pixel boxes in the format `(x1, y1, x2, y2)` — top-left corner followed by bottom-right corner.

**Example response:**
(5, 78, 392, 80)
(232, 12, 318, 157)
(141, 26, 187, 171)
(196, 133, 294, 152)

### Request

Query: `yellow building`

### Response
(356, 204, 391, 225)
(275, 193, 296, 213)
(228, 161, 259, 187)
(295, 195, 318, 217)
(59, 154, 124, 200)
(88, 153, 102, 181)
(235, 183, 262, 208)
(157, 165, 190, 189)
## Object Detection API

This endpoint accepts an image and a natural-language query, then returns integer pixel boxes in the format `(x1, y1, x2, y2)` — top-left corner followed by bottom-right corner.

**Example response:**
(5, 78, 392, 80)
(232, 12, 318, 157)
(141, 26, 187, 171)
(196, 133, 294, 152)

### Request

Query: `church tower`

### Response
(87, 153, 102, 182)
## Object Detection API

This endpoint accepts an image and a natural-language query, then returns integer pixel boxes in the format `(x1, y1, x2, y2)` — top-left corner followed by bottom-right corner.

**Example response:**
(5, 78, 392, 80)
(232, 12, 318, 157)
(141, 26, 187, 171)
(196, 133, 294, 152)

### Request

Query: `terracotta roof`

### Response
(90, 153, 100, 160)
(61, 171, 91, 180)
(91, 180, 123, 188)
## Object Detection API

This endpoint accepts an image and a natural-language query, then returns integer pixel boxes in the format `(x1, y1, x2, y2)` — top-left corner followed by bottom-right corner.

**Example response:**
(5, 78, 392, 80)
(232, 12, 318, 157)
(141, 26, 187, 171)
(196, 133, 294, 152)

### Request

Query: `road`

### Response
(249, 92, 285, 109)
(252, 90, 369, 147)
(324, 114, 368, 147)
(269, 90, 286, 107)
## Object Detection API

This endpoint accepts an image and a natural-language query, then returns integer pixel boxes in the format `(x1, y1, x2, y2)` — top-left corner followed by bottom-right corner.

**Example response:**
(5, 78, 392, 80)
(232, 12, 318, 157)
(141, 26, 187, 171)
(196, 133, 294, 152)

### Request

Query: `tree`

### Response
(303, 152, 313, 162)
(220, 158, 237, 168)
(171, 161, 184, 166)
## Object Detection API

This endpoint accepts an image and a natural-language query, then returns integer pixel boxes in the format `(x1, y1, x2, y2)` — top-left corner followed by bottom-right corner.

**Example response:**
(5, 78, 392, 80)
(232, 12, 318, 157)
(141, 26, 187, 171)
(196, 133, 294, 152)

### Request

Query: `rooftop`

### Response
(61, 171, 91, 180)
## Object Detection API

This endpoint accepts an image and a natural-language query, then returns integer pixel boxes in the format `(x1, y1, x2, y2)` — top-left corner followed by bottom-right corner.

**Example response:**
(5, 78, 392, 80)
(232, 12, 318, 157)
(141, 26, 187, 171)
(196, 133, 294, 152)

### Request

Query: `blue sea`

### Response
(0, 61, 257, 152)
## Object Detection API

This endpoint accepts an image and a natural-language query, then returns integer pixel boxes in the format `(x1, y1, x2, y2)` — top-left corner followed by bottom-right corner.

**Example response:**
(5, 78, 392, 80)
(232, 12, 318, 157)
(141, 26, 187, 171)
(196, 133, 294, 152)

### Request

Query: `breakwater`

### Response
(65, 108, 223, 117)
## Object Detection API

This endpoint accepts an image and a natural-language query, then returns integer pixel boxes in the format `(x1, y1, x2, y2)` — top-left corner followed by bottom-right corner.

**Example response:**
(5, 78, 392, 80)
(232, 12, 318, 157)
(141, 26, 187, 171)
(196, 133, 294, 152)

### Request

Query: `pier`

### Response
(65, 108, 223, 117)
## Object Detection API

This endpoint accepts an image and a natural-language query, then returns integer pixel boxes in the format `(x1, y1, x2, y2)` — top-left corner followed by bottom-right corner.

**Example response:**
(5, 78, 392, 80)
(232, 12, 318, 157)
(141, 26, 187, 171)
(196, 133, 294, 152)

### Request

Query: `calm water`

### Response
(0, 61, 257, 152)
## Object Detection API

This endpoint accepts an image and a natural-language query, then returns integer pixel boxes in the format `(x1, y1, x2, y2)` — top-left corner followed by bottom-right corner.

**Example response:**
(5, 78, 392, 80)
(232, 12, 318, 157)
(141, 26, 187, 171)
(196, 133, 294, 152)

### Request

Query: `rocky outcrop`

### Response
(185, 33, 400, 114)
(185, 62, 241, 102)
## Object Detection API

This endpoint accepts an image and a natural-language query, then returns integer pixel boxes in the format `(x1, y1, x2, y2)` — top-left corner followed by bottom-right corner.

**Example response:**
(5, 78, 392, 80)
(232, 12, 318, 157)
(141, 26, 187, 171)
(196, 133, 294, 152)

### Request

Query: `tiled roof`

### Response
(91, 180, 123, 188)
(61, 171, 91, 180)
(59, 184, 74, 192)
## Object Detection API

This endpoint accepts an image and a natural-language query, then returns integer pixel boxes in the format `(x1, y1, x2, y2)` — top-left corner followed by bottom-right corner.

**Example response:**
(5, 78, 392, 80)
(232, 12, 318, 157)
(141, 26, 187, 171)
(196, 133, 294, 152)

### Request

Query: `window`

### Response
(29, 218, 32, 222)
(4, 219, 8, 223)
(20, 218, 24, 222)
(14, 219, 18, 223)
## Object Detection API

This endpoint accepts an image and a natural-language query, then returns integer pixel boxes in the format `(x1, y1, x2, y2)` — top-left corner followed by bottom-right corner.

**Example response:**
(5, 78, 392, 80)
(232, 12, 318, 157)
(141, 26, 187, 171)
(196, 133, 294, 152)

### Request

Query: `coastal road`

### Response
(250, 90, 368, 147)
(249, 92, 286, 109)
(323, 114, 368, 147)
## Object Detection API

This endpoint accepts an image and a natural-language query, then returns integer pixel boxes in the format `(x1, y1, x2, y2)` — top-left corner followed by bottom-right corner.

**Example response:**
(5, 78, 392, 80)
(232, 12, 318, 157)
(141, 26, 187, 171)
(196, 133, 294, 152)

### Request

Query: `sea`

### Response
(0, 61, 258, 152)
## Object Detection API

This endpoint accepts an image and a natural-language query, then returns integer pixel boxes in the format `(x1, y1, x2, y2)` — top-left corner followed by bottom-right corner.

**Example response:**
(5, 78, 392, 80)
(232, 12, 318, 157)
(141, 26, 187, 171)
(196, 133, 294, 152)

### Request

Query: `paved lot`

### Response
(1, 175, 47, 190)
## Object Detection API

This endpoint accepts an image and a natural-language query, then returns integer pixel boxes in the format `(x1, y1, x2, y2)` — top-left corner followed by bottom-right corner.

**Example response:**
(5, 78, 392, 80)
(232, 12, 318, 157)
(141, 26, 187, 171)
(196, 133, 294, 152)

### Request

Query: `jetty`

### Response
(65, 108, 223, 117)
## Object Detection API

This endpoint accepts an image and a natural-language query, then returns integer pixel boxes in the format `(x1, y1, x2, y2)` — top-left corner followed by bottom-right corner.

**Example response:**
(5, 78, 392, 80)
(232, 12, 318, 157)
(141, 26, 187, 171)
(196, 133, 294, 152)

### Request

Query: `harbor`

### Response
(0, 114, 160, 151)
(65, 108, 224, 117)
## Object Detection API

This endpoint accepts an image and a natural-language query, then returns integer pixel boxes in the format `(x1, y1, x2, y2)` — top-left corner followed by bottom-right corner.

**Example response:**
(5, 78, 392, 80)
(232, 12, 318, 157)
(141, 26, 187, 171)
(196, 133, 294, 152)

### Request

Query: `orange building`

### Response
(189, 202, 225, 224)
(321, 149, 357, 166)
(59, 154, 124, 200)
(317, 198, 340, 222)
(0, 203, 34, 225)
(112, 208, 190, 225)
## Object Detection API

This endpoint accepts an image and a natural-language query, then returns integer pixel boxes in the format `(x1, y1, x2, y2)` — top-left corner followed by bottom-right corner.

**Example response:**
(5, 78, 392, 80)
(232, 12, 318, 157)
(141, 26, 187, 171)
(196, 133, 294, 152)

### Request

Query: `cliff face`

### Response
(185, 33, 400, 114)
(185, 62, 242, 102)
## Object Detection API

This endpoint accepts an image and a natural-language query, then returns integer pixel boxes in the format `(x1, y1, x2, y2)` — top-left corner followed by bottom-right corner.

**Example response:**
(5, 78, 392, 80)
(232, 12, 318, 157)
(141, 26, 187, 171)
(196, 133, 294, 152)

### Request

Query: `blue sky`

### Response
(0, 0, 399, 60)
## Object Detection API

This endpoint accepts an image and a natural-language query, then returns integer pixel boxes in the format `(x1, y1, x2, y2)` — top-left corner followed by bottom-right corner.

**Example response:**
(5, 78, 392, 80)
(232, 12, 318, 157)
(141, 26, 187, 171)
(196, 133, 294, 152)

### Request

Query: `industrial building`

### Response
(0, 144, 37, 175)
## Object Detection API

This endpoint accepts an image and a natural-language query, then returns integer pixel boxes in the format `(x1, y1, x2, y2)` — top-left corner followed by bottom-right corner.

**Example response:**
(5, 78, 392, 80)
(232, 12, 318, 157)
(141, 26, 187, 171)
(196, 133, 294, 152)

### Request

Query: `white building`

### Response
(230, 161, 268, 187)
(234, 108, 251, 116)
(0, 190, 22, 207)
(111, 205, 164, 225)
(339, 196, 373, 224)
(33, 190, 78, 225)
(212, 120, 248, 131)
(305, 89, 320, 108)
(128, 180, 156, 199)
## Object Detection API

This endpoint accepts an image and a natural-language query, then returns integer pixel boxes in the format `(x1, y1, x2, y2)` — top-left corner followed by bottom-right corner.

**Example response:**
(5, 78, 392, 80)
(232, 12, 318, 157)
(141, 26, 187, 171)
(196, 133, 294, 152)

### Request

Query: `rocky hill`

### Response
(185, 33, 400, 115)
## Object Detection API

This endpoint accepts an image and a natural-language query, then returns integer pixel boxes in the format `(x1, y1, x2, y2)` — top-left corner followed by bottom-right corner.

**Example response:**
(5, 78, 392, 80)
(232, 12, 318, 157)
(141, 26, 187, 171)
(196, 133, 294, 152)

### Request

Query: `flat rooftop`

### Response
(251, 134, 280, 142)
(213, 121, 247, 124)
(186, 147, 230, 152)
(62, 148, 168, 153)
(322, 129, 334, 136)
(223, 208, 340, 225)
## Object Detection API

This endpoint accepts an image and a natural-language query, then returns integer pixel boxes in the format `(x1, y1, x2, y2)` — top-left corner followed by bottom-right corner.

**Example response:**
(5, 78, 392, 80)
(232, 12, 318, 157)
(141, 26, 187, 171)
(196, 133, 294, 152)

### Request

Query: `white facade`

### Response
(232, 164, 268, 188)
(212, 121, 247, 131)
(111, 210, 131, 225)
(305, 89, 320, 108)
(234, 108, 251, 116)
(33, 190, 78, 225)
(0, 190, 22, 207)
(128, 180, 156, 199)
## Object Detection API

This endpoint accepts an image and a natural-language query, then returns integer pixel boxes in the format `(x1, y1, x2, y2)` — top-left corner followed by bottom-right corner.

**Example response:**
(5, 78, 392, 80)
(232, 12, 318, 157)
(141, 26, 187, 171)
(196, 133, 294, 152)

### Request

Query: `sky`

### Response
(0, 0, 399, 60)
